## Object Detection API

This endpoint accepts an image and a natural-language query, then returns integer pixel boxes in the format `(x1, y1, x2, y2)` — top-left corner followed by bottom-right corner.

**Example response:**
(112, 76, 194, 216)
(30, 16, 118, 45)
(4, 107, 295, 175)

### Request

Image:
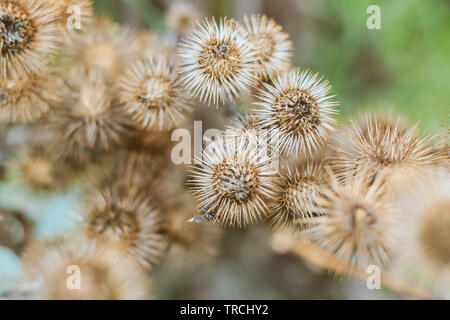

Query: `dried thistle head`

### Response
(49, 0, 93, 28)
(7, 145, 68, 193)
(21, 237, 152, 299)
(47, 69, 132, 151)
(189, 134, 277, 227)
(0, 71, 53, 122)
(306, 171, 398, 270)
(62, 17, 135, 79)
(119, 56, 192, 130)
(163, 193, 223, 268)
(269, 159, 328, 231)
(167, 1, 201, 35)
(178, 17, 256, 105)
(0, 0, 59, 79)
(253, 68, 338, 156)
(0, 208, 30, 253)
(82, 179, 167, 269)
(332, 114, 443, 182)
(243, 14, 293, 80)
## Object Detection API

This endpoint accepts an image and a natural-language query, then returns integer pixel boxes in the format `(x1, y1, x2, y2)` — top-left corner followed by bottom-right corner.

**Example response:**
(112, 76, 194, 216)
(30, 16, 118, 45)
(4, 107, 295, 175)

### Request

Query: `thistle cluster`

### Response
(0, 0, 448, 300)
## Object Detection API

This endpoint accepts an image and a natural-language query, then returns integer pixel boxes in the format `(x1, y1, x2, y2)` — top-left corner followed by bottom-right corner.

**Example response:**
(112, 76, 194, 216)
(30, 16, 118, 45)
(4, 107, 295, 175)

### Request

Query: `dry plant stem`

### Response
(290, 238, 436, 300)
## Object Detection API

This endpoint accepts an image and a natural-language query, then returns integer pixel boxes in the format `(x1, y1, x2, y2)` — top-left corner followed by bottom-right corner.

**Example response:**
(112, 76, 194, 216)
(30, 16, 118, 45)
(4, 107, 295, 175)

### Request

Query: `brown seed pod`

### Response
(306, 170, 398, 270)
(0, 0, 59, 80)
(81, 178, 167, 269)
(119, 55, 192, 130)
(21, 237, 152, 299)
(178, 17, 257, 105)
(252, 68, 339, 156)
(189, 134, 278, 227)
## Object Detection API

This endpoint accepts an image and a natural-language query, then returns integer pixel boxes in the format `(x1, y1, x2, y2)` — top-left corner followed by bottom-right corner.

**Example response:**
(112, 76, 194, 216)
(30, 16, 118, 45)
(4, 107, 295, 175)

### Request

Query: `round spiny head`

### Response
(178, 17, 257, 105)
(0, 0, 59, 80)
(82, 180, 167, 269)
(189, 134, 277, 227)
(21, 237, 152, 299)
(119, 56, 192, 130)
(0, 71, 53, 122)
(63, 17, 135, 79)
(269, 159, 328, 231)
(307, 171, 398, 270)
(253, 68, 338, 156)
(163, 193, 223, 268)
(48, 69, 132, 151)
(167, 1, 201, 35)
(332, 114, 443, 181)
(243, 14, 292, 80)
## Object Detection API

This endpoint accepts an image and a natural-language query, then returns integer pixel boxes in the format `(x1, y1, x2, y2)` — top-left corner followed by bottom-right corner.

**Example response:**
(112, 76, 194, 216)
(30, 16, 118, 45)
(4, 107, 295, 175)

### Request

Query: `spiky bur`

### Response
(305, 171, 398, 270)
(21, 237, 152, 299)
(47, 69, 132, 152)
(62, 17, 135, 80)
(7, 145, 68, 193)
(0, 71, 54, 122)
(178, 17, 257, 106)
(252, 68, 338, 156)
(0, 0, 59, 80)
(167, 1, 201, 35)
(82, 179, 167, 269)
(332, 114, 444, 183)
(119, 56, 192, 130)
(189, 134, 278, 227)
(243, 14, 292, 80)
(269, 159, 328, 232)
(163, 193, 223, 268)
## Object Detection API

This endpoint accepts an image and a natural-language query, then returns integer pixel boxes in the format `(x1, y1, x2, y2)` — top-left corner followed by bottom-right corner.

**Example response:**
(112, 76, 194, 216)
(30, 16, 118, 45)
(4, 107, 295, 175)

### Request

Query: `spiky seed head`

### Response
(269, 159, 328, 231)
(62, 17, 135, 79)
(49, 0, 93, 28)
(178, 17, 257, 105)
(332, 114, 444, 182)
(0, 71, 53, 122)
(189, 134, 278, 227)
(0, 0, 59, 80)
(243, 14, 293, 80)
(306, 171, 398, 270)
(48, 69, 132, 151)
(167, 1, 201, 35)
(119, 56, 192, 130)
(21, 237, 152, 299)
(82, 180, 167, 269)
(163, 193, 223, 268)
(253, 68, 338, 156)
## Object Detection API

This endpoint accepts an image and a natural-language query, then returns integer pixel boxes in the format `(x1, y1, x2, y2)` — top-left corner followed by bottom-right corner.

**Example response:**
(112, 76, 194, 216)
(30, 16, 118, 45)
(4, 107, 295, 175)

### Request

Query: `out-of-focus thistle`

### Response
(253, 68, 338, 156)
(0, 208, 31, 254)
(81, 179, 167, 269)
(332, 114, 443, 183)
(119, 55, 192, 130)
(269, 159, 328, 231)
(306, 170, 398, 270)
(48, 69, 132, 151)
(21, 237, 152, 299)
(49, 0, 93, 29)
(0, 0, 59, 80)
(167, 1, 201, 35)
(189, 134, 277, 227)
(178, 17, 256, 105)
(243, 14, 293, 80)
(163, 193, 223, 268)
(0, 71, 53, 122)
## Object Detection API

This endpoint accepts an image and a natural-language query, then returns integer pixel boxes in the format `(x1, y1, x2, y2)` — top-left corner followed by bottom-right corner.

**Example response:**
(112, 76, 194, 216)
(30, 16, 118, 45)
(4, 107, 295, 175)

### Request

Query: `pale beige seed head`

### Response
(167, 1, 201, 35)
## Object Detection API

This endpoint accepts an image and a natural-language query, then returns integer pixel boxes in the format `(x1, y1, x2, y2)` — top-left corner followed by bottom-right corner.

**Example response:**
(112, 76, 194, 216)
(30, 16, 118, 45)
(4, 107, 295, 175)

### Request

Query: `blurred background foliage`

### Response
(0, 0, 449, 299)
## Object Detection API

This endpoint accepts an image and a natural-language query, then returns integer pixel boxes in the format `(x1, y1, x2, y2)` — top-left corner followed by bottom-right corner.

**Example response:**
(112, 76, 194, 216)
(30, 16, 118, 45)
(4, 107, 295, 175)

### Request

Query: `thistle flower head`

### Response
(82, 179, 167, 268)
(243, 14, 292, 79)
(333, 114, 443, 181)
(0, 0, 59, 79)
(167, 1, 201, 35)
(48, 69, 132, 151)
(119, 55, 192, 130)
(21, 237, 152, 299)
(178, 17, 256, 105)
(0, 71, 53, 122)
(306, 171, 398, 269)
(189, 134, 277, 227)
(253, 68, 338, 155)
(269, 159, 328, 231)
